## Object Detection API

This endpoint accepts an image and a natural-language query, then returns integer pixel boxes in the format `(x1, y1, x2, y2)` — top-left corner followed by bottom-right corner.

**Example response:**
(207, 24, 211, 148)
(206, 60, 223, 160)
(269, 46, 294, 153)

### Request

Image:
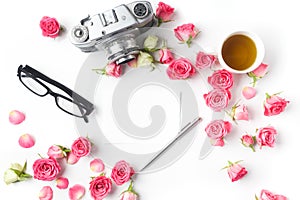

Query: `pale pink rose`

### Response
(71, 137, 91, 158)
(203, 89, 231, 112)
(256, 126, 277, 148)
(69, 184, 86, 200)
(252, 63, 268, 77)
(232, 104, 249, 121)
(159, 48, 174, 64)
(89, 175, 112, 200)
(67, 152, 80, 165)
(241, 134, 256, 152)
(18, 133, 35, 148)
(90, 158, 105, 173)
(47, 145, 65, 159)
(33, 157, 61, 181)
(242, 86, 256, 100)
(195, 51, 217, 69)
(39, 186, 53, 200)
(264, 94, 289, 116)
(156, 2, 174, 26)
(226, 161, 248, 182)
(260, 189, 287, 200)
(9, 110, 26, 125)
(106, 63, 122, 77)
(166, 58, 195, 80)
(39, 16, 61, 38)
(205, 120, 232, 147)
(56, 176, 69, 189)
(120, 191, 138, 200)
(208, 69, 233, 90)
(174, 23, 199, 47)
(111, 160, 135, 186)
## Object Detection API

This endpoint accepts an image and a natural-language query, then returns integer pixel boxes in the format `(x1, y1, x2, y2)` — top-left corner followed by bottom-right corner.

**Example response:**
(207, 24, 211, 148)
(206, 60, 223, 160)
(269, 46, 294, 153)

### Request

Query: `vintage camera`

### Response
(70, 1, 156, 65)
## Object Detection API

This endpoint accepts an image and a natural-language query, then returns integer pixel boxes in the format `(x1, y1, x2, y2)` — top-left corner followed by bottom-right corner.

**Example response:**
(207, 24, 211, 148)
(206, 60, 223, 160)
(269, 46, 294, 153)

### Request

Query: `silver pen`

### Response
(139, 116, 202, 172)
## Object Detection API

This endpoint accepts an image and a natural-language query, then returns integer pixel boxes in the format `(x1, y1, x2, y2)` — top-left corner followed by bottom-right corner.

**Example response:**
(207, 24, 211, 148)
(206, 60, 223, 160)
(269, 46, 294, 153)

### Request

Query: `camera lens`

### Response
(133, 3, 148, 18)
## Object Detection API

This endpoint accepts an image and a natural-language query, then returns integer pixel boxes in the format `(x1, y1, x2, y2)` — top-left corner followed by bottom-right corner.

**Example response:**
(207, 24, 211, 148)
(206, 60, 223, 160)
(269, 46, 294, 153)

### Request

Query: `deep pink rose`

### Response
(203, 89, 231, 112)
(257, 126, 277, 148)
(174, 23, 199, 47)
(227, 162, 248, 182)
(205, 120, 232, 147)
(106, 63, 122, 77)
(47, 145, 65, 159)
(71, 137, 91, 158)
(156, 2, 174, 25)
(159, 48, 174, 64)
(166, 58, 196, 79)
(196, 51, 217, 69)
(264, 94, 289, 116)
(111, 160, 135, 186)
(33, 157, 61, 181)
(260, 189, 287, 200)
(89, 175, 112, 200)
(39, 16, 60, 38)
(208, 69, 233, 90)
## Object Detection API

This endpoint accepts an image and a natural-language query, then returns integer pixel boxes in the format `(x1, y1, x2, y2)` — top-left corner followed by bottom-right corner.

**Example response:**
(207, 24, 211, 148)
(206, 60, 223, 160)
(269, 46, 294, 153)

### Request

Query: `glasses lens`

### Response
(56, 95, 88, 117)
(20, 71, 48, 96)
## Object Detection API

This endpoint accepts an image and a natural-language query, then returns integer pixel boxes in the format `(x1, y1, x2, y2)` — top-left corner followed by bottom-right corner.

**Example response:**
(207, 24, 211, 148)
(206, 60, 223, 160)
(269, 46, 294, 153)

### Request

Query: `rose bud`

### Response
(241, 134, 256, 152)
(174, 23, 199, 47)
(56, 176, 69, 189)
(247, 63, 268, 87)
(228, 103, 249, 122)
(156, 2, 175, 26)
(143, 35, 159, 52)
(159, 48, 174, 64)
(260, 189, 287, 200)
(9, 110, 26, 125)
(242, 86, 256, 100)
(39, 186, 53, 200)
(224, 161, 248, 182)
(264, 93, 289, 116)
(90, 158, 105, 173)
(18, 133, 35, 148)
(3, 161, 32, 184)
(69, 184, 85, 200)
(120, 181, 138, 200)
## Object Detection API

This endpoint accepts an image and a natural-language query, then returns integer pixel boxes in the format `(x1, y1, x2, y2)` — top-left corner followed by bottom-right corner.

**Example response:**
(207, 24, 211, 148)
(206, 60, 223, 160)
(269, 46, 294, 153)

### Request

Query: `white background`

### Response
(1, 0, 300, 199)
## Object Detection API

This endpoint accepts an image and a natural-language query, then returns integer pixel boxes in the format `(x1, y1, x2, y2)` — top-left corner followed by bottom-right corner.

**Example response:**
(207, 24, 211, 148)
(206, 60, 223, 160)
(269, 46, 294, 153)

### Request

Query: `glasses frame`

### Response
(17, 65, 94, 123)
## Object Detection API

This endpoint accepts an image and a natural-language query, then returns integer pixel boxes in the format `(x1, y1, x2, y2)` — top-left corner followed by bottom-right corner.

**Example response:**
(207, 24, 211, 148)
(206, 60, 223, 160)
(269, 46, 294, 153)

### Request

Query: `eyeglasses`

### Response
(17, 65, 94, 123)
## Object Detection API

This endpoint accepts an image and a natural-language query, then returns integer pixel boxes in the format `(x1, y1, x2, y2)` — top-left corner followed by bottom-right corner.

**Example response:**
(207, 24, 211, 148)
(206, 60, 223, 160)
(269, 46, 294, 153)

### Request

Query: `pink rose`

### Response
(33, 157, 61, 181)
(111, 160, 135, 186)
(47, 145, 67, 159)
(106, 62, 122, 77)
(156, 2, 174, 26)
(264, 93, 289, 116)
(166, 58, 196, 80)
(226, 161, 248, 182)
(203, 89, 231, 112)
(247, 63, 268, 87)
(208, 69, 233, 90)
(260, 189, 287, 200)
(159, 48, 174, 64)
(120, 191, 138, 200)
(241, 134, 256, 152)
(71, 137, 91, 158)
(174, 23, 199, 47)
(39, 16, 61, 38)
(256, 126, 277, 148)
(89, 175, 112, 200)
(229, 104, 249, 121)
(205, 120, 232, 147)
(196, 51, 217, 69)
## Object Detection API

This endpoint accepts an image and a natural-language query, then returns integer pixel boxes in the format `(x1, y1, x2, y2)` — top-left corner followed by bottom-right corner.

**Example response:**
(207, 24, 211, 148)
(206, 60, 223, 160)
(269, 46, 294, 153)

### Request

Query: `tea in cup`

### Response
(217, 31, 265, 74)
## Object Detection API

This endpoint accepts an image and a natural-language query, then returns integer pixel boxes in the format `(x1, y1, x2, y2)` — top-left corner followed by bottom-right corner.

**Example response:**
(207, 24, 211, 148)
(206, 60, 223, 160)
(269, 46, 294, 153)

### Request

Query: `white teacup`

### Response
(217, 31, 265, 74)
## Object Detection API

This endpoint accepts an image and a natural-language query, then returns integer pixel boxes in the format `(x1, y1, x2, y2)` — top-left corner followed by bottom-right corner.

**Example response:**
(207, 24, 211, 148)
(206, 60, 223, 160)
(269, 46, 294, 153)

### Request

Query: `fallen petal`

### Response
(56, 176, 69, 189)
(18, 133, 35, 148)
(69, 184, 85, 200)
(242, 86, 256, 100)
(39, 186, 53, 200)
(90, 158, 105, 173)
(67, 152, 80, 165)
(9, 110, 26, 125)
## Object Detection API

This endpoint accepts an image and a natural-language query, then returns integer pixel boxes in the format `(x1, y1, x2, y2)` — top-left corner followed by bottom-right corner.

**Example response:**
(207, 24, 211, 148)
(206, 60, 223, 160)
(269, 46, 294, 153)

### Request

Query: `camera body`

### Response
(70, 1, 156, 65)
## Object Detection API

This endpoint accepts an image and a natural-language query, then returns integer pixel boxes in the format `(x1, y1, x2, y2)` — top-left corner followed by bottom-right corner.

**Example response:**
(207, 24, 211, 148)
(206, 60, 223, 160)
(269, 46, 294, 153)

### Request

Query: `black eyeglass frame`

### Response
(17, 65, 94, 122)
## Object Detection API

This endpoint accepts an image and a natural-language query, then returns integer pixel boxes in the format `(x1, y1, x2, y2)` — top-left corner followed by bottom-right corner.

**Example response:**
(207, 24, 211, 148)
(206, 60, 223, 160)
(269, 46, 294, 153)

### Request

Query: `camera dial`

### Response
(133, 3, 148, 18)
(71, 25, 89, 43)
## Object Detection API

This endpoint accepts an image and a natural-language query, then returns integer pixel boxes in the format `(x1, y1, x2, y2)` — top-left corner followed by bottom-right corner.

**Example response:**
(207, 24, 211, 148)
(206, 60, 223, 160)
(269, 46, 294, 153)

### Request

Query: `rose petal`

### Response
(9, 110, 26, 125)
(67, 152, 80, 165)
(242, 86, 256, 100)
(69, 184, 85, 200)
(39, 186, 53, 200)
(56, 176, 69, 189)
(18, 133, 35, 148)
(90, 158, 105, 173)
